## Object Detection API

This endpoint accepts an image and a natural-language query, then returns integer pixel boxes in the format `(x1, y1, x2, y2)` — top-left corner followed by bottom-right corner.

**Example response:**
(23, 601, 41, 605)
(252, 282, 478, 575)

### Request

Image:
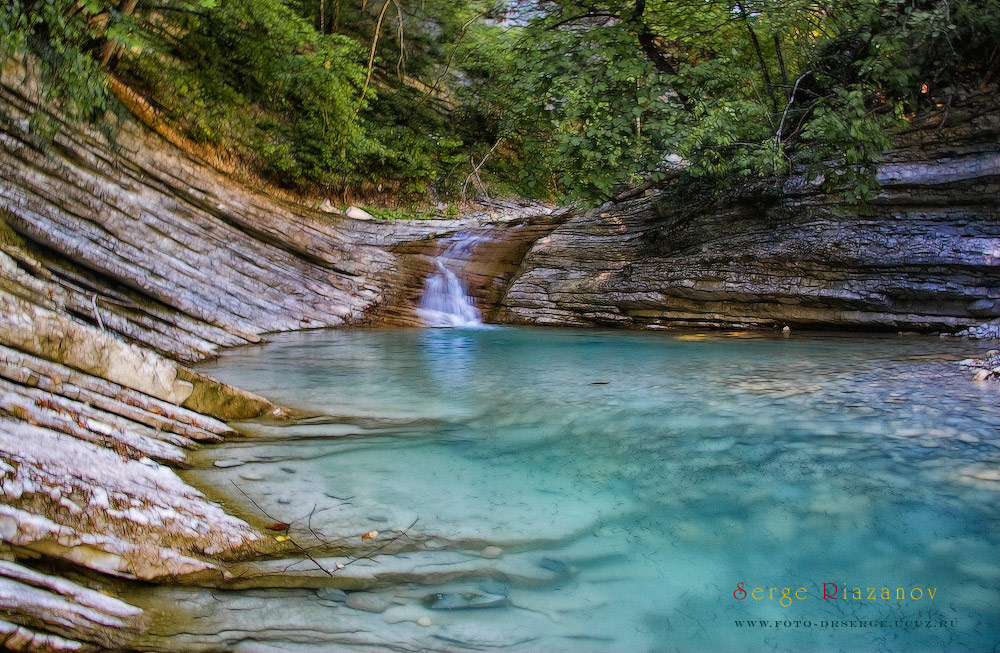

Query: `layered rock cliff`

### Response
(0, 61, 555, 650)
(1, 57, 998, 650)
(497, 88, 1000, 331)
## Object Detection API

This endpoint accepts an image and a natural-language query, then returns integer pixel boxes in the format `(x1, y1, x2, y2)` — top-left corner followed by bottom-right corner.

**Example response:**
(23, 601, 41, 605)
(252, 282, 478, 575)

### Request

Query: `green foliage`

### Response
(0, 0, 510, 195)
(277, 0, 512, 194)
(364, 206, 444, 220)
(483, 0, 1000, 205)
(2, 0, 996, 205)
(121, 0, 375, 187)
(1, 0, 116, 129)
(490, 24, 682, 201)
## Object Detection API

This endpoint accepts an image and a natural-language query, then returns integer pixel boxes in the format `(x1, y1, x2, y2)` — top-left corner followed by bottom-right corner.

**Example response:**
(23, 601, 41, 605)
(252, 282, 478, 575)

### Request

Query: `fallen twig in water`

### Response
(230, 481, 418, 576)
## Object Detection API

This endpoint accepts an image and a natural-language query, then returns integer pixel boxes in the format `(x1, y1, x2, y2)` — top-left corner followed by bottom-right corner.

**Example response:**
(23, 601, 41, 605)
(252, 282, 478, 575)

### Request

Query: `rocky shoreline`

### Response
(959, 348, 1000, 382)
(0, 60, 556, 650)
(0, 58, 998, 649)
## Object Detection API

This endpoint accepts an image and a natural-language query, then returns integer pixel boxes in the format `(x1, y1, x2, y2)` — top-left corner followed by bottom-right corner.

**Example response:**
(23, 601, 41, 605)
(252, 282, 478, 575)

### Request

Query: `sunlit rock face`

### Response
(0, 63, 558, 352)
(0, 560, 146, 650)
(499, 91, 1000, 331)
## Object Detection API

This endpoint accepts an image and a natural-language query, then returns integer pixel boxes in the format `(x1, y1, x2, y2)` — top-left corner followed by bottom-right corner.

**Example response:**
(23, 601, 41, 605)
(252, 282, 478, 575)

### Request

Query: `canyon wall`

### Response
(1, 58, 998, 649)
(498, 89, 1000, 331)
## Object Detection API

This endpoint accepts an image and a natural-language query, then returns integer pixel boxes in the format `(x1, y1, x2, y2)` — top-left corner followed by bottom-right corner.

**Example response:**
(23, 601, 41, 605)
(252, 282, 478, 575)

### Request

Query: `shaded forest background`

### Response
(2, 0, 998, 206)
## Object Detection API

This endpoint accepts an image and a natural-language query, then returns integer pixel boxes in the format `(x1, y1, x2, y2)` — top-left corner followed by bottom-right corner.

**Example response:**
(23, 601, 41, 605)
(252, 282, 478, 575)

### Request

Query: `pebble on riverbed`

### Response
(537, 557, 570, 573)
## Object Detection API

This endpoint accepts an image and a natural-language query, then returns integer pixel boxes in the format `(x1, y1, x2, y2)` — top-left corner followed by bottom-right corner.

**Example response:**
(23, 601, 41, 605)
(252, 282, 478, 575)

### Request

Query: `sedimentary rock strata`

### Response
(0, 59, 555, 649)
(0, 559, 145, 651)
(498, 89, 1000, 331)
(0, 55, 997, 649)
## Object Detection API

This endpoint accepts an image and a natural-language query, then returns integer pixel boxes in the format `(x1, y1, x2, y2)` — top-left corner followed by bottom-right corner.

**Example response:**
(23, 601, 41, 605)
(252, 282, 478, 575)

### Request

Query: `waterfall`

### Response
(417, 231, 490, 328)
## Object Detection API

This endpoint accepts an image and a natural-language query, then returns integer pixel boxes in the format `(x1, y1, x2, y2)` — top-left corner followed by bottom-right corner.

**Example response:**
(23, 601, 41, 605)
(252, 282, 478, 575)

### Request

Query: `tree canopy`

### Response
(2, 0, 997, 205)
(482, 0, 999, 202)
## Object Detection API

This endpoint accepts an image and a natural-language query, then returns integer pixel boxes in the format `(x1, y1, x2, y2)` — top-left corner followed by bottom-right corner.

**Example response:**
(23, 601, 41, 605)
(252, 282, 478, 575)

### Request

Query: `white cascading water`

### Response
(417, 231, 490, 328)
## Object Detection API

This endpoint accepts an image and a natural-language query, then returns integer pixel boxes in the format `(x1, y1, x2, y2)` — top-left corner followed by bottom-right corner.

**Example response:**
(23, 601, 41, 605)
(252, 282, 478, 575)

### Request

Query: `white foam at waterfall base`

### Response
(417, 231, 490, 328)
(416, 259, 483, 327)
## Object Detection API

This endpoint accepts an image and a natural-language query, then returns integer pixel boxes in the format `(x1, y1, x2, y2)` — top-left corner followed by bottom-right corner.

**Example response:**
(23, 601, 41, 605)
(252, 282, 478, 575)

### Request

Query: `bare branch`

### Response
(356, 0, 394, 115)
(230, 481, 419, 578)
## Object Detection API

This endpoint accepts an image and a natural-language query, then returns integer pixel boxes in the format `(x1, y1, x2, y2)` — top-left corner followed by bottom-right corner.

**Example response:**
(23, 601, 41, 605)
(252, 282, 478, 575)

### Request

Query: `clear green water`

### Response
(187, 328, 1000, 652)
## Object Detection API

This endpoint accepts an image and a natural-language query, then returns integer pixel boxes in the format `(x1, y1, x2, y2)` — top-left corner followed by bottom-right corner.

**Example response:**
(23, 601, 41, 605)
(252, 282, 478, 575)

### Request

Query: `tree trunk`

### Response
(736, 2, 778, 113)
(630, 0, 691, 111)
(98, 0, 142, 68)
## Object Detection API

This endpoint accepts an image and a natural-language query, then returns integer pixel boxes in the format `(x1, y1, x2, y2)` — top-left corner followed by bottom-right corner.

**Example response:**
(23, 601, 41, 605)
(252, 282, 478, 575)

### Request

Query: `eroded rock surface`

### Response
(499, 90, 1000, 331)
(0, 559, 145, 651)
(0, 59, 556, 650)
(0, 420, 262, 580)
(959, 349, 1000, 381)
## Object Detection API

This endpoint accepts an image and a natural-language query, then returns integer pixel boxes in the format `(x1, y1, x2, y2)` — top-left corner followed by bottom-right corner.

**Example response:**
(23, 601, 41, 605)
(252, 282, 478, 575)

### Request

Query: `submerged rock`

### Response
(537, 557, 569, 573)
(345, 592, 391, 613)
(958, 349, 1000, 381)
(477, 581, 509, 595)
(424, 590, 508, 610)
(315, 588, 349, 602)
